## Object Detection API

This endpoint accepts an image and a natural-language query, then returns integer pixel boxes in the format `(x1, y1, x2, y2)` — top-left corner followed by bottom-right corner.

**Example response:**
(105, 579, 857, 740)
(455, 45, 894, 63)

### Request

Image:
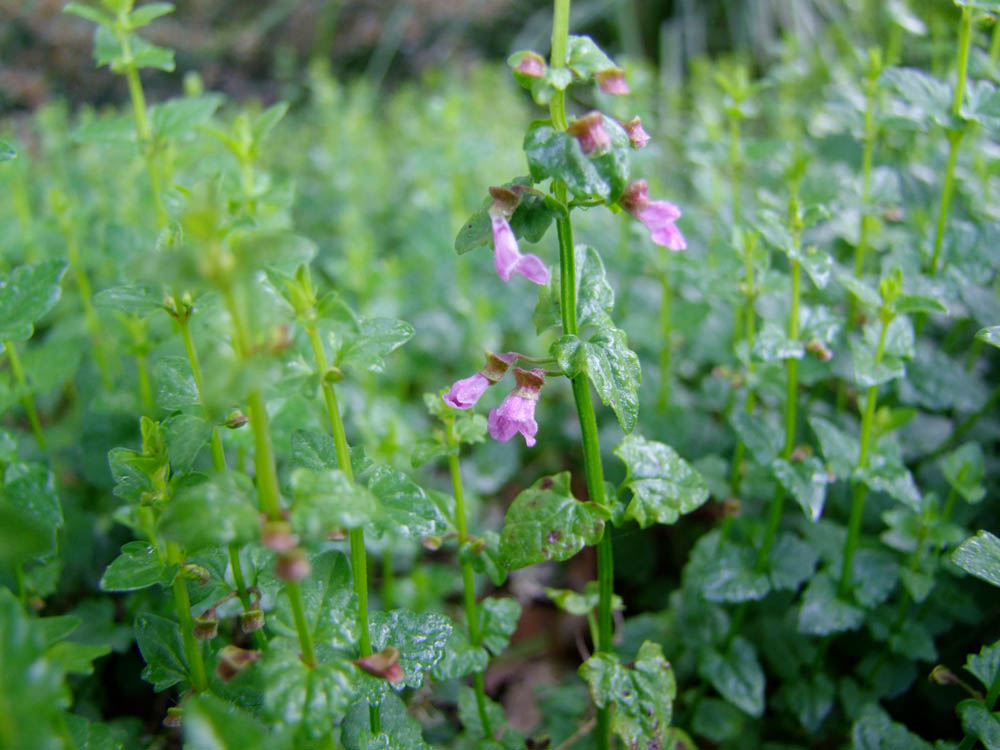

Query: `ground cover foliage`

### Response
(1, 0, 1000, 748)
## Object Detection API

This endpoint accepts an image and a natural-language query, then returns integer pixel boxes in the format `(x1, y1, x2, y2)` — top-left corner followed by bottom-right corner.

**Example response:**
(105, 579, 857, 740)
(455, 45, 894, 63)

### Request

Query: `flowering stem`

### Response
(445, 418, 493, 739)
(5, 342, 46, 451)
(727, 232, 758, 508)
(304, 323, 378, 732)
(929, 6, 972, 274)
(166, 541, 209, 693)
(838, 311, 889, 598)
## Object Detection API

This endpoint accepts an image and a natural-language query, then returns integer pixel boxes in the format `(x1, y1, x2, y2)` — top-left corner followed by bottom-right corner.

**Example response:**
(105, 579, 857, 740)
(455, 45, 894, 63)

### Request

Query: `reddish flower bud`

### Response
(275, 549, 311, 581)
(567, 111, 611, 155)
(240, 608, 266, 634)
(261, 520, 298, 552)
(216, 645, 261, 683)
(193, 611, 219, 640)
(623, 116, 650, 149)
(596, 68, 630, 95)
(354, 646, 405, 684)
(512, 51, 546, 78)
(225, 410, 248, 429)
(163, 707, 184, 729)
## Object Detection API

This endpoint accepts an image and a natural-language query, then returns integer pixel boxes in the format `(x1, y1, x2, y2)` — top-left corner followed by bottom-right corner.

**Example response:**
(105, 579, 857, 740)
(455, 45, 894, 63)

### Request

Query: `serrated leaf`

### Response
(184, 693, 292, 750)
(684, 530, 770, 603)
(776, 673, 834, 733)
(92, 283, 164, 316)
(352, 449, 449, 540)
(534, 244, 615, 333)
(342, 692, 431, 750)
(857, 455, 921, 510)
(851, 339, 905, 388)
(798, 572, 864, 635)
(291, 428, 339, 470)
(429, 628, 488, 682)
(552, 327, 640, 432)
(730, 411, 783, 466)
(769, 532, 820, 591)
(773, 456, 828, 520)
(566, 35, 618, 79)
(127, 2, 174, 30)
(581, 641, 676, 748)
(893, 294, 946, 315)
(94, 26, 175, 72)
(290, 467, 377, 535)
(162, 414, 212, 474)
(259, 647, 357, 737)
(460, 530, 508, 586)
(0, 261, 67, 342)
(151, 93, 222, 139)
(369, 609, 452, 689)
(545, 580, 624, 616)
(153, 356, 199, 411)
(46, 640, 111, 676)
(157, 473, 259, 552)
(100, 541, 173, 591)
(852, 703, 934, 749)
(941, 442, 986, 504)
(809, 416, 859, 479)
(881, 67, 951, 127)
(64, 714, 124, 750)
(478, 597, 521, 656)
(338, 317, 413, 373)
(697, 636, 764, 717)
(614, 433, 708, 527)
(966, 639, 1000, 692)
(754, 322, 804, 361)
(837, 272, 881, 309)
(959, 701, 1000, 750)
(2, 463, 62, 561)
(953, 531, 1000, 588)
(63, 2, 115, 27)
(135, 612, 188, 691)
(499, 472, 608, 570)
(231, 230, 316, 273)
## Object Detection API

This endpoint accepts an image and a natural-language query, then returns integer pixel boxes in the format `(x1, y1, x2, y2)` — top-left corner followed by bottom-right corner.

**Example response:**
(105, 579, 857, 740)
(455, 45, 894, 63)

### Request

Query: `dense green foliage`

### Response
(1, 0, 1000, 748)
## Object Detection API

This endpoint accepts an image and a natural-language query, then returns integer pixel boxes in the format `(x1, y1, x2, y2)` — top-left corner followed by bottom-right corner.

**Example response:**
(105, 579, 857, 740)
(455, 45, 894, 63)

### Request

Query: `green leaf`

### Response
(0, 141, 16, 162)
(454, 177, 556, 255)
(801, 245, 833, 289)
(856, 455, 921, 510)
(92, 283, 163, 317)
(151, 93, 222, 139)
(754, 323, 804, 361)
(881, 67, 951, 128)
(1, 463, 62, 561)
(941, 442, 986, 504)
(614, 433, 708, 528)
(967, 639, 1000, 692)
(523, 116, 631, 203)
(342, 692, 431, 750)
(457, 686, 519, 744)
(429, 629, 488, 682)
(852, 704, 934, 749)
(566, 35, 618, 79)
(352, 449, 450, 540)
(977, 326, 1000, 349)
(893, 294, 947, 315)
(552, 327, 641, 433)
(809, 416, 859, 479)
(94, 26, 176, 72)
(64, 714, 124, 750)
(0, 590, 70, 750)
(153, 356, 199, 411)
(956, 0, 1000, 9)
(959, 701, 1000, 750)
(580, 641, 676, 748)
(260, 647, 357, 737)
(684, 530, 770, 603)
(157, 473, 259, 552)
(545, 580, 623, 616)
(99, 541, 174, 591)
(291, 428, 339, 470)
(478, 597, 521, 655)
(953, 531, 1000, 588)
(162, 414, 212, 474)
(692, 698, 746, 743)
(0, 505, 54, 567)
(772, 456, 829, 520)
(0, 261, 67, 342)
(230, 230, 316, 273)
(184, 693, 292, 750)
(290, 467, 377, 536)
(837, 272, 881, 309)
(730, 411, 783, 465)
(338, 317, 414, 373)
(769, 532, 820, 592)
(851, 339, 905, 388)
(369, 609, 453, 688)
(63, 2, 115, 27)
(126, 2, 174, 30)
(459, 530, 508, 586)
(697, 636, 764, 717)
(798, 572, 864, 635)
(534, 244, 615, 334)
(499, 472, 608, 570)
(135, 612, 188, 691)
(46, 640, 111, 676)
(775, 673, 834, 733)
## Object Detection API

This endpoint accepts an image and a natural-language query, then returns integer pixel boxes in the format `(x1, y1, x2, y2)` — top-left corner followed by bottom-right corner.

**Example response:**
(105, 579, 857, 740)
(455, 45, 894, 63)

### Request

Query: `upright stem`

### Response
(446, 421, 493, 739)
(849, 54, 879, 325)
(550, 4, 611, 744)
(838, 313, 889, 597)
(60, 214, 112, 389)
(728, 233, 758, 504)
(166, 542, 208, 693)
(5, 342, 46, 451)
(656, 265, 672, 411)
(929, 7, 972, 274)
(304, 323, 378, 732)
(136, 353, 154, 415)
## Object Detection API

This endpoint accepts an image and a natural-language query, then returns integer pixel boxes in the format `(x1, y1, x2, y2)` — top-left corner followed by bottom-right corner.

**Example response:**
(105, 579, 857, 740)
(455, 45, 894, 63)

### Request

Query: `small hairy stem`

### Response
(6, 342, 46, 451)
(839, 314, 889, 597)
(166, 542, 209, 692)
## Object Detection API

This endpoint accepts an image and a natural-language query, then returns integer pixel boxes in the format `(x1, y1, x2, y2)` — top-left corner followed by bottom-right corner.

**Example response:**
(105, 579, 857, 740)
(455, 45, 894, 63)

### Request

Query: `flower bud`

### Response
(276, 549, 311, 581)
(422, 536, 442, 551)
(805, 339, 833, 362)
(181, 564, 211, 585)
(323, 366, 344, 384)
(567, 111, 611, 155)
(225, 410, 248, 429)
(723, 497, 742, 517)
(216, 645, 261, 683)
(354, 646, 404, 684)
(488, 185, 521, 217)
(511, 51, 546, 78)
(623, 116, 650, 149)
(930, 665, 958, 686)
(240, 609, 266, 634)
(163, 707, 184, 729)
(596, 68, 630, 95)
(261, 520, 298, 552)
(193, 611, 219, 640)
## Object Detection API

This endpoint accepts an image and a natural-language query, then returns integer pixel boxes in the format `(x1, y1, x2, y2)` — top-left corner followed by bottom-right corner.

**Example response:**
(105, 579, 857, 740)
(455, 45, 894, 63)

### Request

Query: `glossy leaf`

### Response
(352, 449, 450, 540)
(259, 647, 357, 738)
(697, 636, 764, 717)
(157, 473, 259, 552)
(0, 261, 67, 342)
(958, 701, 1000, 750)
(134, 612, 188, 691)
(290, 467, 377, 535)
(614, 433, 709, 527)
(941, 442, 986, 503)
(92, 283, 163, 317)
(478, 597, 521, 655)
(977, 326, 1000, 349)
(772, 456, 829, 520)
(342, 692, 431, 750)
(967, 639, 1000, 692)
(162, 414, 212, 474)
(338, 317, 414, 374)
(852, 704, 934, 749)
(184, 693, 292, 750)
(798, 572, 864, 635)
(534, 244, 615, 333)
(369, 609, 453, 688)
(499, 472, 608, 570)
(953, 531, 1000, 589)
(153, 356, 200, 411)
(100, 541, 173, 591)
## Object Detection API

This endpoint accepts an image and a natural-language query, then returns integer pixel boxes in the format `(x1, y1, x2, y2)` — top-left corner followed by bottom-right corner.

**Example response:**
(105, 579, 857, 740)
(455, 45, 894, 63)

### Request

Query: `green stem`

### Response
(446, 422, 493, 739)
(285, 579, 317, 667)
(304, 323, 378, 732)
(929, 7, 973, 274)
(656, 266, 672, 411)
(838, 314, 889, 597)
(135, 353, 154, 415)
(729, 114, 742, 226)
(13, 563, 26, 604)
(849, 61, 878, 325)
(61, 217, 112, 389)
(115, 22, 167, 228)
(166, 542, 208, 692)
(5, 342, 46, 451)
(992, 18, 1000, 66)
(728, 234, 758, 503)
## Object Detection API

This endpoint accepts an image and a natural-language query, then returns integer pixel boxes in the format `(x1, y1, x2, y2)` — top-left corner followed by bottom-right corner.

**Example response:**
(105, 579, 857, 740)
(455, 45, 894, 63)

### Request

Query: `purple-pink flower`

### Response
(443, 351, 516, 409)
(512, 51, 546, 78)
(488, 367, 545, 447)
(491, 212, 550, 285)
(623, 116, 650, 149)
(620, 180, 687, 251)
(567, 112, 611, 155)
(596, 68, 630, 95)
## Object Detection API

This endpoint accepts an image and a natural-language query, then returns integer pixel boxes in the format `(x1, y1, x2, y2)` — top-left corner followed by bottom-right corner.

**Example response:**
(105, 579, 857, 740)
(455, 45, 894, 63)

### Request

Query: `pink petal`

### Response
(650, 222, 687, 251)
(491, 214, 521, 282)
(443, 373, 490, 409)
(514, 253, 550, 285)
(638, 201, 681, 225)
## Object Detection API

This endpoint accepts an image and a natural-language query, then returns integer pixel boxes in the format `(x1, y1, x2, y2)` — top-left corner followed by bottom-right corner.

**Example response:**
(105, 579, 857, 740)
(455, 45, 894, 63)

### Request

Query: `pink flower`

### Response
(491, 212, 550, 285)
(567, 111, 611, 155)
(623, 116, 650, 149)
(596, 68, 630, 95)
(488, 368, 545, 447)
(512, 51, 546, 78)
(443, 351, 517, 409)
(620, 180, 687, 251)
